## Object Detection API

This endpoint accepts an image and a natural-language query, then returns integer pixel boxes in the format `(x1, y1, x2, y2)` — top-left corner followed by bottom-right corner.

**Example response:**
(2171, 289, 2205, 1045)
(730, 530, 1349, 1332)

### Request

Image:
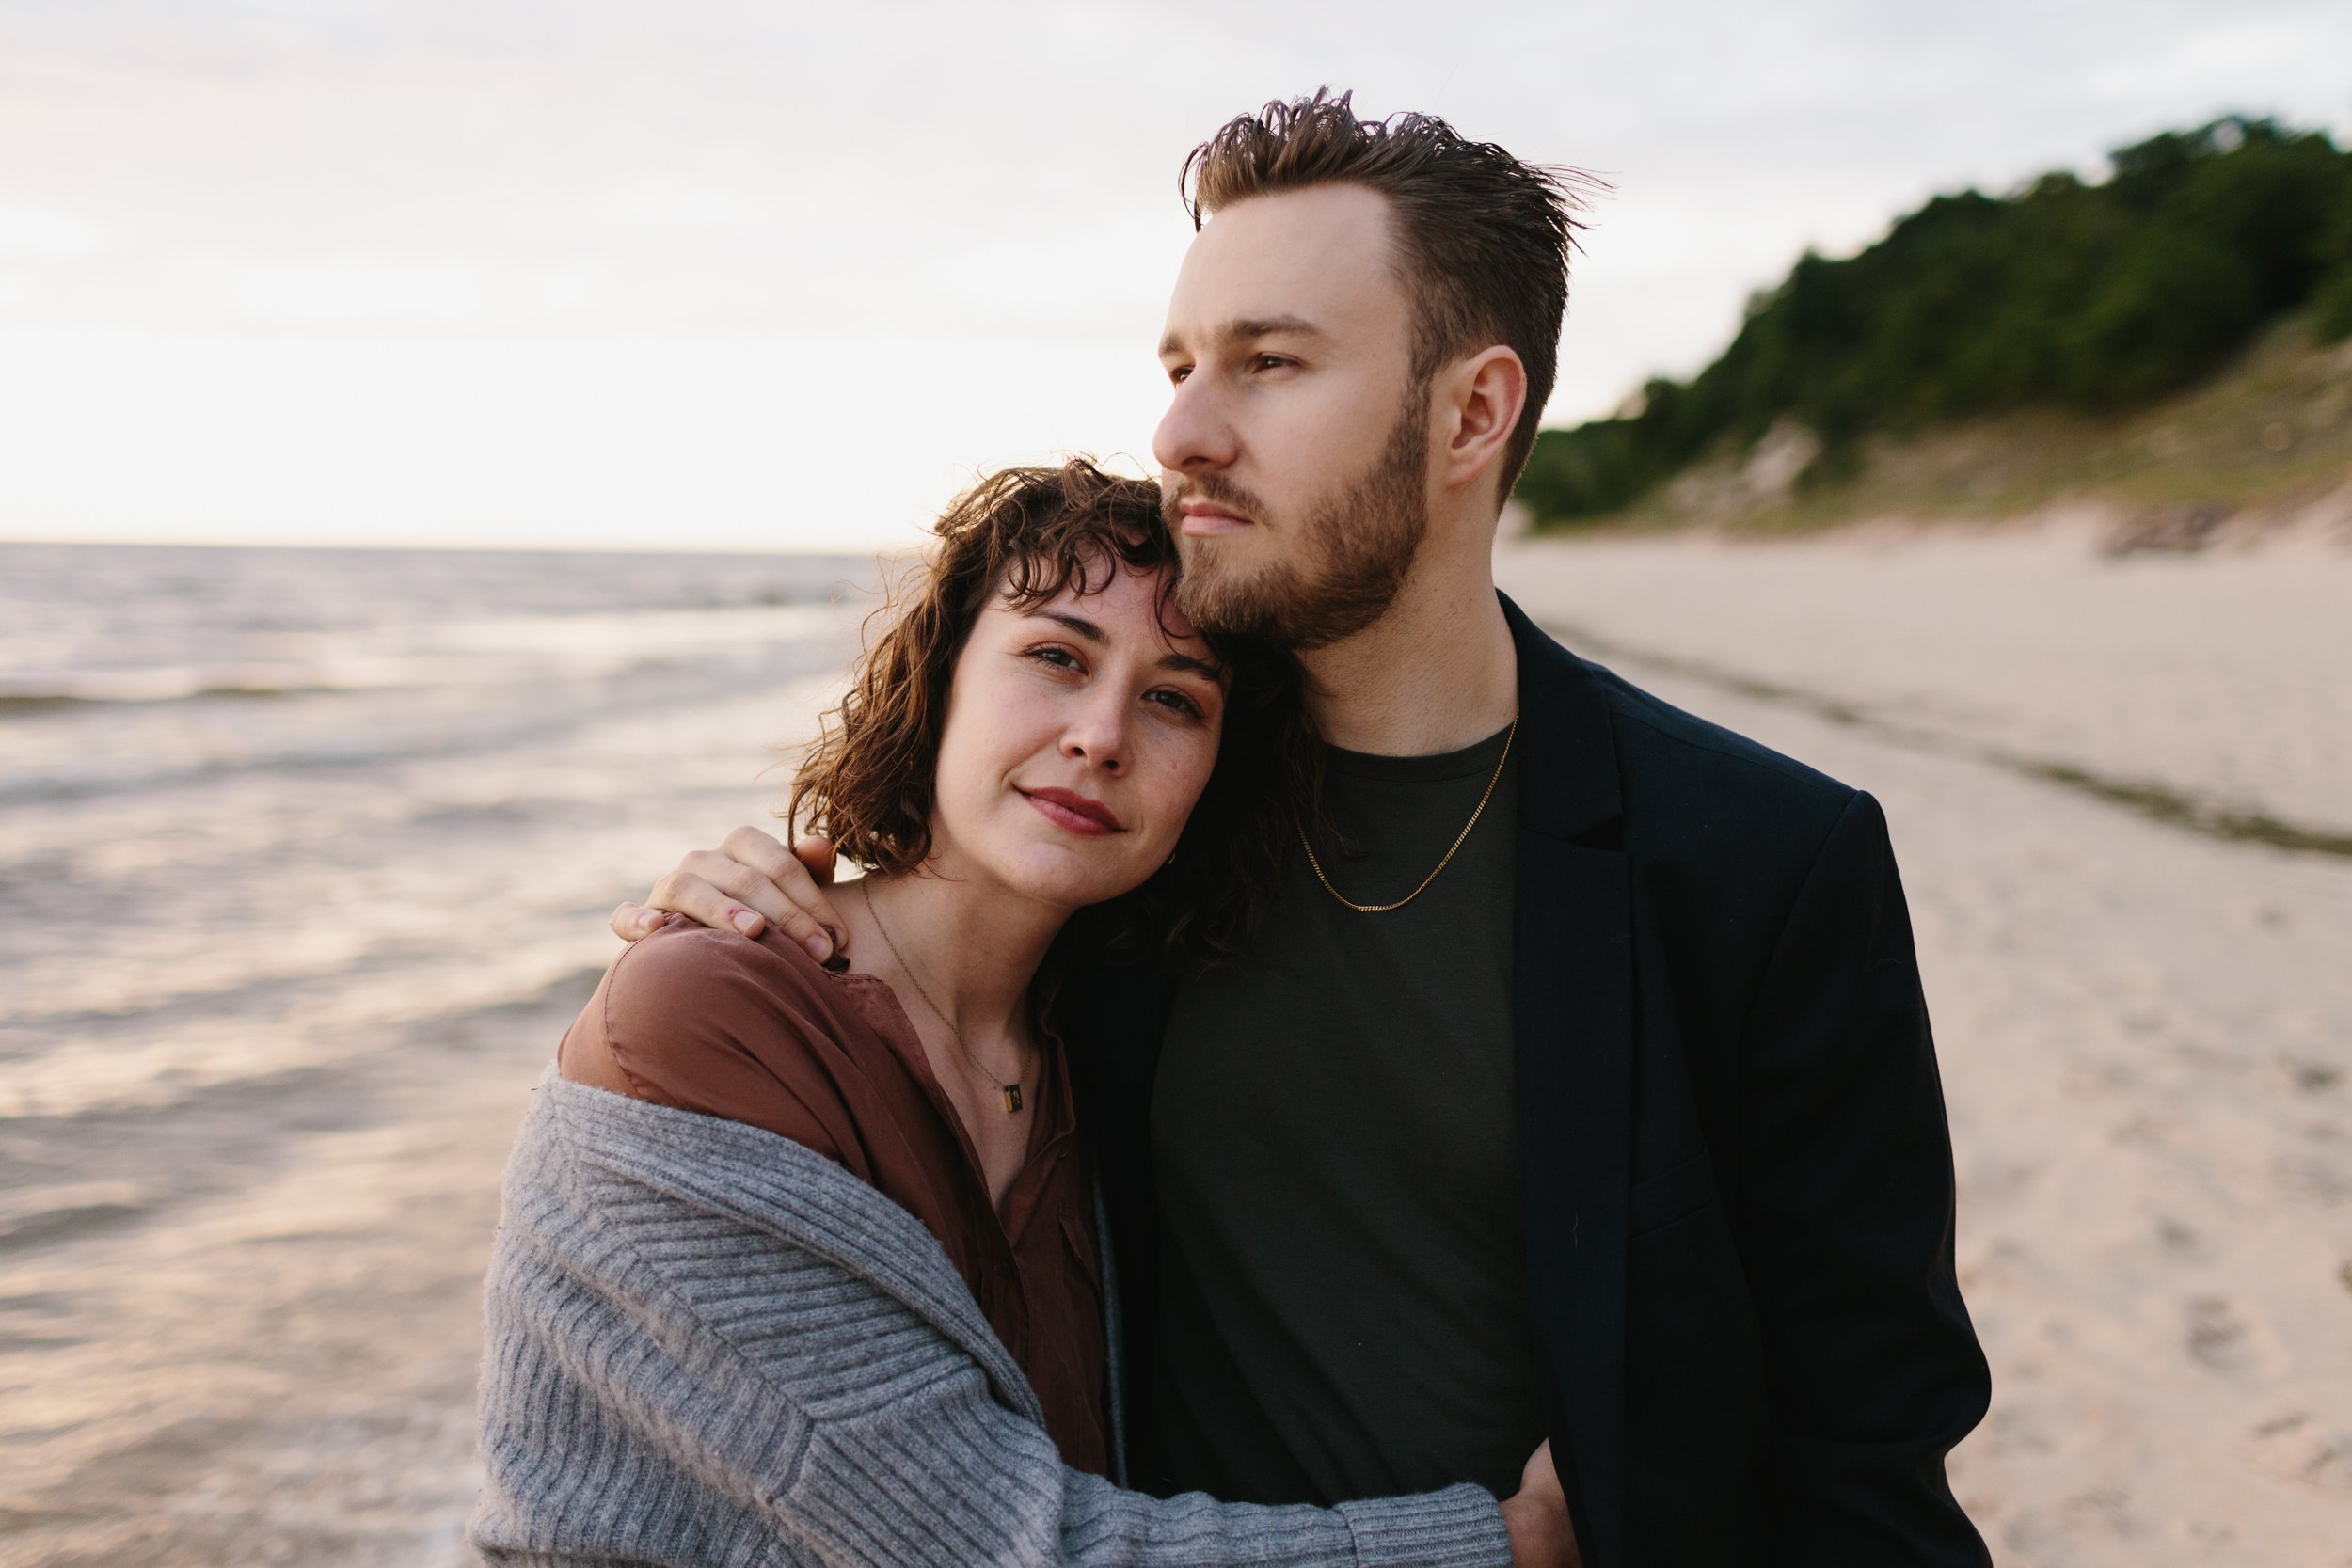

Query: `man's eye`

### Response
(1254, 355, 1293, 372)
(1167, 365, 1192, 385)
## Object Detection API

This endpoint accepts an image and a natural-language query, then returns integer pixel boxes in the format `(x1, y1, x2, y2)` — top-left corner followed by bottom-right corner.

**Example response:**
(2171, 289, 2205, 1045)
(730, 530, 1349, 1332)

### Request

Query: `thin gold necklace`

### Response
(860, 881, 1027, 1114)
(1297, 718, 1518, 913)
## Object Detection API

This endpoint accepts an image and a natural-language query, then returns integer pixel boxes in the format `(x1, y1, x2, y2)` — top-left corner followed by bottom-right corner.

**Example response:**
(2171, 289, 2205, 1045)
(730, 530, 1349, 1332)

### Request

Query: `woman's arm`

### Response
(473, 1078, 1563, 1568)
(780, 1335, 1556, 1568)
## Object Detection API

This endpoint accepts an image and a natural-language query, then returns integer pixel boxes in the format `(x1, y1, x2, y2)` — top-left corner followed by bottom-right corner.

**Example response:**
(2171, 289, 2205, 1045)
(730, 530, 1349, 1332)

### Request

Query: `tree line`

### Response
(1517, 117, 2352, 524)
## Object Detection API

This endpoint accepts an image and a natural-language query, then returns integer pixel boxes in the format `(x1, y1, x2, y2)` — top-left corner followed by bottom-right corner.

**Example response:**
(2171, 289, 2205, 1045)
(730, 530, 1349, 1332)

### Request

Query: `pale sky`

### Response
(3, 0, 2347, 550)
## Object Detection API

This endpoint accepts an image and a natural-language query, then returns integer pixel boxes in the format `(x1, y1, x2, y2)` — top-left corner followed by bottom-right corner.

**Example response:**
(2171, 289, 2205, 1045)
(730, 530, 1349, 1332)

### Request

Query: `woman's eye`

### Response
(1025, 645, 1080, 671)
(1148, 689, 1205, 721)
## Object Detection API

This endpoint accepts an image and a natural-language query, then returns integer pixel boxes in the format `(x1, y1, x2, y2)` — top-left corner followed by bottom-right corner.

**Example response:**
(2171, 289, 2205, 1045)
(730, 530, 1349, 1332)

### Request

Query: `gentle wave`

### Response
(0, 679, 357, 714)
(0, 671, 815, 808)
(2, 541, 865, 1127)
(0, 601, 861, 720)
(0, 1189, 150, 1253)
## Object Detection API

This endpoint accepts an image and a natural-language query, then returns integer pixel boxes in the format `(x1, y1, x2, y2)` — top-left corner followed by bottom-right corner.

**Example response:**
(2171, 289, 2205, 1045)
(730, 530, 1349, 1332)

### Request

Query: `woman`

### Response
(472, 461, 1571, 1567)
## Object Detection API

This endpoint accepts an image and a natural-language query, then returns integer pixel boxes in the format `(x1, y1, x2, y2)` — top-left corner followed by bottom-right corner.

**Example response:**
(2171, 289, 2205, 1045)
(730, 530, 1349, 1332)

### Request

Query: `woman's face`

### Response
(928, 561, 1225, 913)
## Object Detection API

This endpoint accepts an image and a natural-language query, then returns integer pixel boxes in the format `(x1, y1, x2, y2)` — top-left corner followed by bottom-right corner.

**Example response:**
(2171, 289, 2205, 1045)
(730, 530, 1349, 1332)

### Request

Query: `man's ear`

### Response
(1437, 345, 1528, 499)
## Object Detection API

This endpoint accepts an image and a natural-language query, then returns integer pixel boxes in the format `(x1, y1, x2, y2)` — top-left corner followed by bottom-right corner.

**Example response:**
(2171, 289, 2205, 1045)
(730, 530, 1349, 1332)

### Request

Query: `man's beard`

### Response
(1167, 388, 1430, 652)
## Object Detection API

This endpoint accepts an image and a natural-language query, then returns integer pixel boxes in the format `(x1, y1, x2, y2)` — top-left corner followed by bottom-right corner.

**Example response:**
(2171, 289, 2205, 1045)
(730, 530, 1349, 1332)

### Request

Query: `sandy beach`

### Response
(4, 527, 2347, 1566)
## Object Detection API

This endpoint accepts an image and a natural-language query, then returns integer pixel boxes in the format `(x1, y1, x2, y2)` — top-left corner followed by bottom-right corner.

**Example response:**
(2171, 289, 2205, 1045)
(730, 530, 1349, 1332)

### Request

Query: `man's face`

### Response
(1152, 183, 1431, 650)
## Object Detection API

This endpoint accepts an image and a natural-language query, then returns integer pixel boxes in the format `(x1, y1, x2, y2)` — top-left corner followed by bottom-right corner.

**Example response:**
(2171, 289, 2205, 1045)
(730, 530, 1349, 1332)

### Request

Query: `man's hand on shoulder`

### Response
(610, 826, 847, 963)
(1499, 1441, 1581, 1568)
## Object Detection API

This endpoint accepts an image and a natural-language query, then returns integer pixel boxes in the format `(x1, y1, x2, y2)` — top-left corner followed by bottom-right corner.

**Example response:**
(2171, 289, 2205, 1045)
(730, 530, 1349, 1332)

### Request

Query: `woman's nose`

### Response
(1060, 691, 1131, 774)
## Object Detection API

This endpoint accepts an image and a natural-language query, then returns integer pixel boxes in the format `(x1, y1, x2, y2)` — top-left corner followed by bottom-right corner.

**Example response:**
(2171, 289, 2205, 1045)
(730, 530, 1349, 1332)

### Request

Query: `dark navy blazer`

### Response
(1066, 595, 1992, 1568)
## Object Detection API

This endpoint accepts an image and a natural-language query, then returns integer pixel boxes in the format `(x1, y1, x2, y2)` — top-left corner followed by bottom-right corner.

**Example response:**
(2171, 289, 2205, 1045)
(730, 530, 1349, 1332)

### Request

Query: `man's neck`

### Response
(1298, 536, 1518, 756)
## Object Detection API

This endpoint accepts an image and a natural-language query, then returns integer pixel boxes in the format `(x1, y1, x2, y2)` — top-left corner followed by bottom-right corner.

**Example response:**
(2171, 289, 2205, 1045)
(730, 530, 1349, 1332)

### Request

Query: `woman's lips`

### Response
(1021, 787, 1123, 836)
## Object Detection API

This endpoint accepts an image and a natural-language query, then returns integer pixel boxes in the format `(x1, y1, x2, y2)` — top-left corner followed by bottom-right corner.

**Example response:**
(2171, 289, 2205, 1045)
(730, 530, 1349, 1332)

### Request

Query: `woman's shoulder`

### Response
(611, 913, 833, 1000)
(599, 917, 852, 1040)
(564, 916, 883, 1161)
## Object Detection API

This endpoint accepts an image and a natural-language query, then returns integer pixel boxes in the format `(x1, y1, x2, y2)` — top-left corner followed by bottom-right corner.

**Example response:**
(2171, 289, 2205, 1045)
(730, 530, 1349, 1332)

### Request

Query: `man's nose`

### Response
(1152, 373, 1236, 475)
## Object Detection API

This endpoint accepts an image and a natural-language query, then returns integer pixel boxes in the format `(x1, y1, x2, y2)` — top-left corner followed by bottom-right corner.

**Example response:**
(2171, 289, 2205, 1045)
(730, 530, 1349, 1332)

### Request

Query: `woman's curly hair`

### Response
(787, 458, 1314, 974)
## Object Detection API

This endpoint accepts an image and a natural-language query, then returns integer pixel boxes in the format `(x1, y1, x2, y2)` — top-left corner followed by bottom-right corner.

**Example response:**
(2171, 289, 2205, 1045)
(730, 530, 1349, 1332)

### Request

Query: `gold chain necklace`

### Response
(860, 881, 1027, 1113)
(1297, 718, 1517, 913)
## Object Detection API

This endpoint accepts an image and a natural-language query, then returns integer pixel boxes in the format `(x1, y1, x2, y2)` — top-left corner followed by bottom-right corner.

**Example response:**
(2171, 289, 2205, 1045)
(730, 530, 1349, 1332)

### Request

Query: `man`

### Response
(616, 91, 1991, 1567)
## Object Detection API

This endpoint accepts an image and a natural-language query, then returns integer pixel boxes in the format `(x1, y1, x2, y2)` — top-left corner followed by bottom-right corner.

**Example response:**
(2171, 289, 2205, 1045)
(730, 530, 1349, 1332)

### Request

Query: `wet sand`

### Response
(1498, 521, 2352, 1565)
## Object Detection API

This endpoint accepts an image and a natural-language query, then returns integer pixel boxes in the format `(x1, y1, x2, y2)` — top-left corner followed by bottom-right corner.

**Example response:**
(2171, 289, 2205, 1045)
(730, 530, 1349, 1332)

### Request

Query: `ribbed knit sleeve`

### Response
(471, 1072, 1510, 1568)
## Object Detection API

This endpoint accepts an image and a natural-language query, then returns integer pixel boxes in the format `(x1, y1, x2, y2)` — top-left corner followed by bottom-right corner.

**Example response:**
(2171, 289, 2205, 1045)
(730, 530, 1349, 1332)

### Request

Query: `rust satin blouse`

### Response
(557, 913, 1110, 1476)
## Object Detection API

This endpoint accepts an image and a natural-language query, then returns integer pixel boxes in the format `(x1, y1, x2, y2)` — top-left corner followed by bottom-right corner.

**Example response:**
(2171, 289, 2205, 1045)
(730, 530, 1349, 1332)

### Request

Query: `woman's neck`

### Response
(843, 866, 1063, 1045)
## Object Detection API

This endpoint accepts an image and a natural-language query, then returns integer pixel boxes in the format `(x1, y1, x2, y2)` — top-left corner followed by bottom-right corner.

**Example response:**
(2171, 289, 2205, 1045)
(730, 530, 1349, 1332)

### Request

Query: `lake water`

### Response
(0, 541, 873, 1565)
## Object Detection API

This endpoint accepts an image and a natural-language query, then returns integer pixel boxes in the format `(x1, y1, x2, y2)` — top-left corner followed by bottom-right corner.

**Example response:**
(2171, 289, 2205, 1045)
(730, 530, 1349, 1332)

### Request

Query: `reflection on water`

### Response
(0, 541, 871, 1565)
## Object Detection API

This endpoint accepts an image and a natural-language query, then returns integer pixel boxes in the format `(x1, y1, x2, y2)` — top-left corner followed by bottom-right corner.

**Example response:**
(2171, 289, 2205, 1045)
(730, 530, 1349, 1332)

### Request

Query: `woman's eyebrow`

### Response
(1032, 610, 1219, 680)
(1034, 610, 1104, 642)
(1158, 650, 1221, 680)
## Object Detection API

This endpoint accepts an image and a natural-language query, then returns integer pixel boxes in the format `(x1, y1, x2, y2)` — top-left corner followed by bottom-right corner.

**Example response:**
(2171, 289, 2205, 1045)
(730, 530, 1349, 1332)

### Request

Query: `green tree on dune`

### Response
(1517, 118, 2352, 524)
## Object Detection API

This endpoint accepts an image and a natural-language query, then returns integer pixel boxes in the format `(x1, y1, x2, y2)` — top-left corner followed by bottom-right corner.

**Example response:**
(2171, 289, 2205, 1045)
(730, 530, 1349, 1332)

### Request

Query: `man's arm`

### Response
(1733, 790, 1992, 1566)
(611, 824, 849, 961)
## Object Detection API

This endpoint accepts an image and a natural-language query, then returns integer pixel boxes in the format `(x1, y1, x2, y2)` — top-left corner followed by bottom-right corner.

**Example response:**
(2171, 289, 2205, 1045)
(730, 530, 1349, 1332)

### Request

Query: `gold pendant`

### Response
(1003, 1084, 1023, 1114)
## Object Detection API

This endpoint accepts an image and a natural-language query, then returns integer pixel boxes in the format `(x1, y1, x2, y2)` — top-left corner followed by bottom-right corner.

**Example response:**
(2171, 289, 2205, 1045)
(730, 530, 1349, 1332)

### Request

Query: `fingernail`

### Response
(803, 932, 831, 961)
(729, 908, 761, 936)
(822, 924, 847, 953)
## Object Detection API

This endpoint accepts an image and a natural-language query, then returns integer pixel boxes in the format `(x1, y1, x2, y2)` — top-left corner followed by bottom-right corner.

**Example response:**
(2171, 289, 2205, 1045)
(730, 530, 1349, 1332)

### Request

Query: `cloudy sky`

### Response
(2, 0, 2347, 550)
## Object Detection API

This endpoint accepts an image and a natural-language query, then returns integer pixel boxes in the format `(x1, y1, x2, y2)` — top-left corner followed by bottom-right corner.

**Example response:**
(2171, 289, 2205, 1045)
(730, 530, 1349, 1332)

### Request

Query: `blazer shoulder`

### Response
(1564, 659, 1873, 910)
(1504, 595, 1864, 883)
(1591, 659, 1854, 811)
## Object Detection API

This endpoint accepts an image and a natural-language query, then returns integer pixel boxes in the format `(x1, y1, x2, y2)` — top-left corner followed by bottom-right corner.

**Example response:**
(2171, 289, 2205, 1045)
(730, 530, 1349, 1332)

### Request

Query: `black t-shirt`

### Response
(1145, 722, 1547, 1506)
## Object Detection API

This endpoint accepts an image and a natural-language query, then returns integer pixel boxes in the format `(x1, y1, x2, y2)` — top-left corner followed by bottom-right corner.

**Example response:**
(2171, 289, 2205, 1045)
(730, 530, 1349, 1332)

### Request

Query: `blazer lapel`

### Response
(1503, 594, 1635, 1568)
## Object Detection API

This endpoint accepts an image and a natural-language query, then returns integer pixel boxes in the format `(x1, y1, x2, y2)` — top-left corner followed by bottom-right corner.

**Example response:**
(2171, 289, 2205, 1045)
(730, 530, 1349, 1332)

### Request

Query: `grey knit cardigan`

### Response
(471, 1070, 1512, 1568)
